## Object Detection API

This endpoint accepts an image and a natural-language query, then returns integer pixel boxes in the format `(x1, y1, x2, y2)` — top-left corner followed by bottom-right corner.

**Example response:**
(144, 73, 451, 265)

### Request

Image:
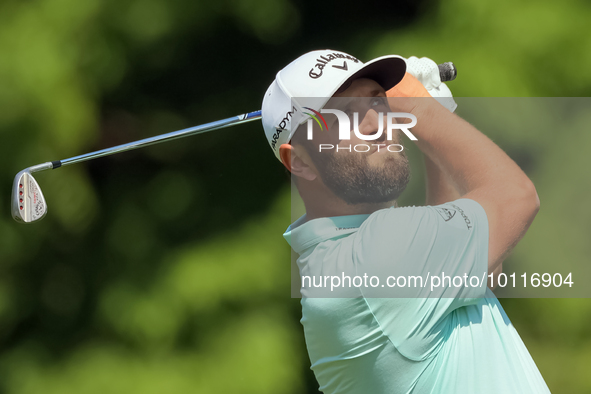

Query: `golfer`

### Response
(261, 50, 550, 393)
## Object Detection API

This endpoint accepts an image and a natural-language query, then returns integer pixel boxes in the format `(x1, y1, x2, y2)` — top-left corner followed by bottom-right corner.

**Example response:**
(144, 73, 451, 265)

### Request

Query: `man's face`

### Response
(294, 78, 411, 205)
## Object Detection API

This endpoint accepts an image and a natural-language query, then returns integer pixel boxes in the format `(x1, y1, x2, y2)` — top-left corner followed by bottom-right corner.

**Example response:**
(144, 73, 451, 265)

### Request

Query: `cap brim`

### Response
(286, 55, 407, 143)
(337, 55, 407, 94)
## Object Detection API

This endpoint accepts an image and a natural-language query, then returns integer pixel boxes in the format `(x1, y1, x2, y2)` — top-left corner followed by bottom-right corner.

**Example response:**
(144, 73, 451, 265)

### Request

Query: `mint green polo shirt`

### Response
(284, 199, 550, 394)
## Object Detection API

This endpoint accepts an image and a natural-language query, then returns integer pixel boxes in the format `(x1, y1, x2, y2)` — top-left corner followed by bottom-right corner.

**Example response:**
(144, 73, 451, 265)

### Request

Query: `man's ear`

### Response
(279, 144, 317, 181)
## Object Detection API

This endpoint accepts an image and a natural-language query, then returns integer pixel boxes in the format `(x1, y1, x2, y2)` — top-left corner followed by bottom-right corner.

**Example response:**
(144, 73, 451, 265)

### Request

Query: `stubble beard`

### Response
(311, 149, 411, 205)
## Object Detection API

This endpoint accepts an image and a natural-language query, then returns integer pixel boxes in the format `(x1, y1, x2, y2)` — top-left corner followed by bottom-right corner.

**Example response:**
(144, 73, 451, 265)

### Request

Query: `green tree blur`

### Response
(1, 0, 590, 393)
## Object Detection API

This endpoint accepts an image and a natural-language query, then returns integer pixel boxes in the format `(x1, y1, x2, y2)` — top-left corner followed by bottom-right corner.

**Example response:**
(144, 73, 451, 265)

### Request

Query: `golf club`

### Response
(12, 62, 457, 223)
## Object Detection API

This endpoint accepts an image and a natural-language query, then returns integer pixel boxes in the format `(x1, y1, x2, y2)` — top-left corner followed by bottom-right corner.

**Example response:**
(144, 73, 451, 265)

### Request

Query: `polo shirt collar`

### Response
(283, 213, 371, 254)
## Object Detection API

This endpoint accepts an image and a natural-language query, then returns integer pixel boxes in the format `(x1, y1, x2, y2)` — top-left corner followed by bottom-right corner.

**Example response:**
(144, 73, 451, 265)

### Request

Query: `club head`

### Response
(12, 170, 47, 223)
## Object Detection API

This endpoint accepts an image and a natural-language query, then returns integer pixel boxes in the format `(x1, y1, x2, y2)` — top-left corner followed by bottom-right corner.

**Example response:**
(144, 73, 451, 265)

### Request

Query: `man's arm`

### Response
(424, 155, 460, 206)
(391, 66, 516, 281)
(425, 154, 504, 288)
(399, 93, 539, 275)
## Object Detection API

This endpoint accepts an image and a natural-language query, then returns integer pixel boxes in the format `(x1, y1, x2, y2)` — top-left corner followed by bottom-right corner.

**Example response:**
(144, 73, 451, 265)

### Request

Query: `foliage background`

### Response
(1, 0, 590, 392)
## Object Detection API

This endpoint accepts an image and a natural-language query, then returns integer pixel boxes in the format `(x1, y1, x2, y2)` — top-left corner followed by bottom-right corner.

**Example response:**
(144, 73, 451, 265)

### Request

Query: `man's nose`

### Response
(356, 109, 384, 139)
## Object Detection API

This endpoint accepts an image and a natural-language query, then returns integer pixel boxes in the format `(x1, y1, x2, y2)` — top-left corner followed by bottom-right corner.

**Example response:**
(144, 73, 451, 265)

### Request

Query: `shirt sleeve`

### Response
(353, 198, 490, 360)
(426, 198, 489, 308)
(354, 198, 489, 299)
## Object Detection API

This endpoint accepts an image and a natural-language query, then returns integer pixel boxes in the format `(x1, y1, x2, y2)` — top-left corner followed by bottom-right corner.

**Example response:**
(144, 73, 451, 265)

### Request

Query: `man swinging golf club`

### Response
(261, 50, 550, 393)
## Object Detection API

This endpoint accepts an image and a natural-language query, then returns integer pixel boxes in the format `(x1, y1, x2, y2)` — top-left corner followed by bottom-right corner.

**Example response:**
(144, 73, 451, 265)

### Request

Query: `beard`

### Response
(309, 148, 411, 205)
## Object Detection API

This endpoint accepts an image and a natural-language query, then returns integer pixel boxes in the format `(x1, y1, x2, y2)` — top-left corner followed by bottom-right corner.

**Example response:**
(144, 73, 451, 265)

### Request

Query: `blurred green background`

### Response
(1, 0, 590, 392)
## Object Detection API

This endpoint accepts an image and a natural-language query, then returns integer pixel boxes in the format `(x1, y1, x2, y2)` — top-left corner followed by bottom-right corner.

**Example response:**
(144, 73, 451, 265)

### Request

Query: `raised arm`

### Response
(388, 76, 539, 275)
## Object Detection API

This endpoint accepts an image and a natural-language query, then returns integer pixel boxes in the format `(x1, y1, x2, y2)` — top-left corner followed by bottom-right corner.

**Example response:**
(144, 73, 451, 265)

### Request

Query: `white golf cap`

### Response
(261, 49, 406, 161)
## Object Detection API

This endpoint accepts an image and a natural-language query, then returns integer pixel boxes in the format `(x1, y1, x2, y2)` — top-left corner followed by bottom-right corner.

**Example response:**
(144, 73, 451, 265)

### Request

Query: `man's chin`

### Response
(328, 168, 411, 206)
(311, 149, 411, 206)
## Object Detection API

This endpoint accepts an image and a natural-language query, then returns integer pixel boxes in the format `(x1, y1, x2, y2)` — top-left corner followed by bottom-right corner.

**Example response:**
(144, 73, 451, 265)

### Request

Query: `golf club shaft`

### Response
(28, 110, 263, 174)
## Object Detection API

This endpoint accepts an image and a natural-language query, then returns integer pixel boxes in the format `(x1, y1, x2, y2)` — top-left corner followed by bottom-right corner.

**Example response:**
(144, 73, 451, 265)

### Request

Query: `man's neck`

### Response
(303, 199, 396, 221)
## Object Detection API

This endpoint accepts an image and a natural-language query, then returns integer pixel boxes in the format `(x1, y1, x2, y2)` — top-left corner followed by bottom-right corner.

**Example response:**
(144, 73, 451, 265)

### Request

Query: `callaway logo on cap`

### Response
(261, 49, 406, 161)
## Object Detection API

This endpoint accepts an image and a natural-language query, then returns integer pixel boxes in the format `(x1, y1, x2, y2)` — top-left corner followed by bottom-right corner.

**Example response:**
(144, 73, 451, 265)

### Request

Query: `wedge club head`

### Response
(12, 170, 48, 223)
